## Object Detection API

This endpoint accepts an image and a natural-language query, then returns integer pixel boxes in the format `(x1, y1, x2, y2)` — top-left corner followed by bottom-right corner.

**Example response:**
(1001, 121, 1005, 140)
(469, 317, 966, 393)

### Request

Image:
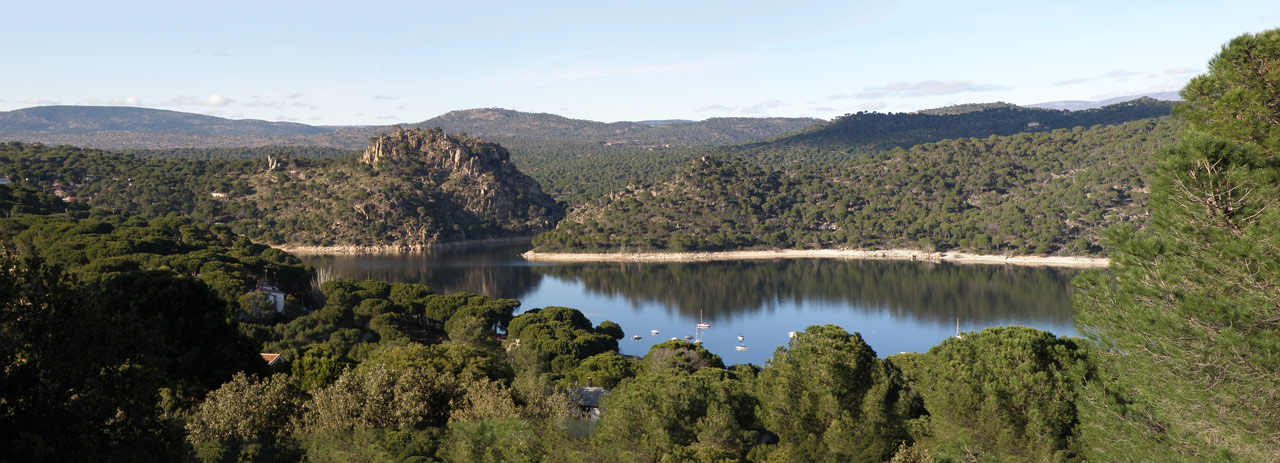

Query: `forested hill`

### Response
(734, 97, 1176, 164)
(521, 99, 1177, 205)
(0, 105, 819, 153)
(0, 128, 562, 248)
(0, 105, 340, 149)
(0, 105, 332, 136)
(408, 108, 822, 148)
(533, 119, 1179, 255)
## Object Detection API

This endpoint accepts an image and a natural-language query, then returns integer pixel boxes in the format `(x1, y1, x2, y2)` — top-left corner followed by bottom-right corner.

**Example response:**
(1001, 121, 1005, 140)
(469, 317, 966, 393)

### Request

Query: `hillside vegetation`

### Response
(0, 128, 562, 248)
(733, 97, 1175, 165)
(535, 119, 1179, 255)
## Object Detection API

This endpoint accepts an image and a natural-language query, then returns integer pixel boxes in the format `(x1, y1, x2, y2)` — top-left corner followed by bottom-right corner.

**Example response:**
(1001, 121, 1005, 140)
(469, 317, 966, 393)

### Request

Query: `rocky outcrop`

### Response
(250, 127, 563, 249)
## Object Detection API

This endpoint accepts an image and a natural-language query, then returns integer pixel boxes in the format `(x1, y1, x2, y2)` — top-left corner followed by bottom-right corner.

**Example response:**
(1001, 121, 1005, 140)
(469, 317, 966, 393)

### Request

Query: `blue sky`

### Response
(3, 1, 1278, 125)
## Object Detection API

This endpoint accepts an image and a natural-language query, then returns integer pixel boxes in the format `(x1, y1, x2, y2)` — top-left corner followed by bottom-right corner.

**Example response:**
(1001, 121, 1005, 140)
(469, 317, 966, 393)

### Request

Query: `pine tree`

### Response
(1075, 28, 1280, 461)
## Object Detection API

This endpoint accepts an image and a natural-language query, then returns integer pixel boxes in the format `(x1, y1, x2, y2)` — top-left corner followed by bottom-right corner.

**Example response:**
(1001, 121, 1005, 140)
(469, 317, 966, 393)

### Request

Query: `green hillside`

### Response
(0, 128, 562, 248)
(534, 119, 1179, 255)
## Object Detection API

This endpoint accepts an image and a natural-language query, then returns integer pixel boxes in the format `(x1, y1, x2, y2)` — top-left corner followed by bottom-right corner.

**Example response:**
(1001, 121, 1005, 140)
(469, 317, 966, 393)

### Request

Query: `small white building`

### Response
(255, 284, 287, 313)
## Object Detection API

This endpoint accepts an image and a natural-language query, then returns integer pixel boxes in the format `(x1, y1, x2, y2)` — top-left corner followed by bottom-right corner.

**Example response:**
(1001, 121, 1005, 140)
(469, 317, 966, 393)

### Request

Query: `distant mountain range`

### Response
(1027, 92, 1181, 111)
(0, 93, 1178, 152)
(732, 96, 1176, 164)
(0, 106, 821, 152)
(0, 105, 331, 137)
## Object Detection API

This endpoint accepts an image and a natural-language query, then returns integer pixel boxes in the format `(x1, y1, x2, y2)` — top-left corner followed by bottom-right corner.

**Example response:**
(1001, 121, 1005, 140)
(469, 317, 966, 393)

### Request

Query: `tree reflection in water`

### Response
(302, 243, 1077, 332)
(535, 259, 1077, 328)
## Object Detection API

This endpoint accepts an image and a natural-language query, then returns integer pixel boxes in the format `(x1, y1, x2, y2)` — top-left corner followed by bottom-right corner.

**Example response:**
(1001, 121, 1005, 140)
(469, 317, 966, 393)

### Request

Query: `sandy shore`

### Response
(274, 237, 534, 255)
(521, 248, 1109, 268)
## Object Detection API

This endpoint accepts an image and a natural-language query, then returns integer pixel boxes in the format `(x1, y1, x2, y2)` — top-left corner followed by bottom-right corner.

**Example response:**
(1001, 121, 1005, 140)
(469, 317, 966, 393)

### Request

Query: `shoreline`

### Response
(273, 236, 534, 255)
(520, 248, 1109, 268)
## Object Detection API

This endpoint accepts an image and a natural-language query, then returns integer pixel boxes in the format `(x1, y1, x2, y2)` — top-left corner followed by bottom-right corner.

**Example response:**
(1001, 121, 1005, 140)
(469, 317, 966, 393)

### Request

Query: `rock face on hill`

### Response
(250, 128, 563, 248)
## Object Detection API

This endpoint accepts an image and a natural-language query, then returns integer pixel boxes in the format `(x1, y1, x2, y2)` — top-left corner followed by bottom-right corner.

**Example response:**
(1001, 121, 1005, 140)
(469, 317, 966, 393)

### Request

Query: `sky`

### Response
(3, 0, 1279, 125)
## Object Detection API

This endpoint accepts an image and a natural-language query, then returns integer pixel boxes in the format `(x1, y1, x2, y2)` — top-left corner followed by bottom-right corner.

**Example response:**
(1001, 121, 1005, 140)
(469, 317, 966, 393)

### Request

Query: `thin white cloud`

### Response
(811, 106, 838, 112)
(696, 100, 787, 115)
(80, 97, 140, 106)
(860, 101, 887, 110)
(212, 49, 231, 56)
(168, 93, 233, 107)
(1103, 69, 1142, 79)
(1055, 69, 1158, 86)
(283, 92, 305, 99)
(245, 98, 284, 108)
(374, 94, 399, 100)
(740, 99, 784, 114)
(1052, 77, 1091, 86)
(486, 55, 751, 88)
(853, 80, 1008, 99)
(376, 115, 399, 120)
(24, 98, 60, 105)
(1165, 66, 1201, 75)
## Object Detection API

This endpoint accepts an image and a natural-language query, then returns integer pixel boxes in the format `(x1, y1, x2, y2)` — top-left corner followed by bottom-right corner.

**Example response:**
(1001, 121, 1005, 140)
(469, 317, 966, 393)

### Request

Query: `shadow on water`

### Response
(299, 243, 546, 300)
(535, 259, 1078, 329)
(301, 242, 1078, 333)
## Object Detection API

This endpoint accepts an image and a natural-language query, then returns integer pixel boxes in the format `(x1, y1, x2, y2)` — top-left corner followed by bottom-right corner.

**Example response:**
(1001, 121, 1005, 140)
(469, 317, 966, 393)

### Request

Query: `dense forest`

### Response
(0, 102, 1171, 207)
(0, 213, 1125, 462)
(0, 128, 562, 248)
(730, 97, 1174, 163)
(535, 119, 1178, 255)
(2, 27, 1279, 463)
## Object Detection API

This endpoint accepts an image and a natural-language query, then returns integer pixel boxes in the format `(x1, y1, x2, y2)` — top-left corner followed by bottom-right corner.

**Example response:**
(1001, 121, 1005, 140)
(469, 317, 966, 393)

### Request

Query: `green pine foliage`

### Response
(1074, 28, 1280, 461)
(535, 119, 1176, 255)
(0, 128, 563, 249)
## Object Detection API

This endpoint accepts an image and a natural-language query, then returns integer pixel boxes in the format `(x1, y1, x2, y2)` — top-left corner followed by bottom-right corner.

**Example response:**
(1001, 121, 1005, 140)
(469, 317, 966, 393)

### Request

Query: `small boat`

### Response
(735, 345, 749, 352)
(670, 337, 679, 341)
(651, 329, 660, 335)
(632, 335, 642, 341)
(683, 335, 694, 340)
(737, 334, 745, 342)
(696, 322, 711, 329)
(954, 318, 965, 339)
(692, 340, 703, 345)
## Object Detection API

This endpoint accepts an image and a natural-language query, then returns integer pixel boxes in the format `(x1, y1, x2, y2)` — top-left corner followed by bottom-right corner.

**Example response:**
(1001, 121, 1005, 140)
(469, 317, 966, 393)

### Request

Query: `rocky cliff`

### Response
(249, 128, 563, 249)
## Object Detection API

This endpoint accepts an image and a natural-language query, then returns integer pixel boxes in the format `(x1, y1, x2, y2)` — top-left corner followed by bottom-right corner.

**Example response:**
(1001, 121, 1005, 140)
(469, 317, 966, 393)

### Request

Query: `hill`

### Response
(733, 97, 1176, 165)
(0, 106, 343, 149)
(1028, 91, 1182, 111)
(533, 119, 1180, 256)
(0, 105, 333, 137)
(0, 105, 820, 153)
(0, 129, 562, 249)
(520, 99, 1178, 205)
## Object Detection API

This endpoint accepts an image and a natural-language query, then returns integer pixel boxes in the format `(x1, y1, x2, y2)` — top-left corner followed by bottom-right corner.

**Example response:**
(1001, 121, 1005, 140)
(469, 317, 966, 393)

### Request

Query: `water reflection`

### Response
(300, 244, 544, 300)
(538, 259, 1077, 329)
(300, 243, 1081, 362)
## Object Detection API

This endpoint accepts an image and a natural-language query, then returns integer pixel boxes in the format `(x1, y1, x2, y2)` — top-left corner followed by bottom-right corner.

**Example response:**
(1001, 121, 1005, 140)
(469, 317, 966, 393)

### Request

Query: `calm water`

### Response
(300, 242, 1084, 365)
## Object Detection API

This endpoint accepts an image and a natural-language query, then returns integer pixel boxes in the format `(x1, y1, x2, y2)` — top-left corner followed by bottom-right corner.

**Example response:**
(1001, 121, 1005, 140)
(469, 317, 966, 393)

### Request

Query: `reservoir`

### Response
(300, 242, 1083, 365)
